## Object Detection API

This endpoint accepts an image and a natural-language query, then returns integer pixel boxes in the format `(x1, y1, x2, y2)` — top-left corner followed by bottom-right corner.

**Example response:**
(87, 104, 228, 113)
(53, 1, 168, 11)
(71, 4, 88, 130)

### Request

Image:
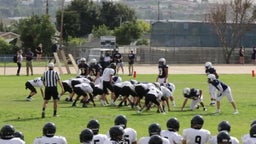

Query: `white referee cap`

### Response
(48, 62, 54, 68)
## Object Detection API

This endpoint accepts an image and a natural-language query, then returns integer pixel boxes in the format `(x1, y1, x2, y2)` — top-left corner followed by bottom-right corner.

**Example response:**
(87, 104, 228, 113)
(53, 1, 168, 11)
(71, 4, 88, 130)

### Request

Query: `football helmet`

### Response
(183, 87, 190, 96)
(218, 121, 231, 132)
(109, 63, 116, 69)
(79, 128, 93, 143)
(43, 122, 56, 137)
(80, 57, 86, 62)
(250, 124, 256, 138)
(166, 117, 180, 132)
(217, 131, 231, 144)
(149, 135, 163, 144)
(251, 120, 256, 127)
(109, 126, 124, 142)
(205, 61, 213, 69)
(148, 123, 161, 136)
(114, 115, 127, 129)
(191, 115, 204, 129)
(14, 131, 24, 140)
(89, 58, 97, 65)
(158, 58, 166, 66)
(0, 124, 15, 139)
(208, 74, 216, 81)
(87, 119, 100, 135)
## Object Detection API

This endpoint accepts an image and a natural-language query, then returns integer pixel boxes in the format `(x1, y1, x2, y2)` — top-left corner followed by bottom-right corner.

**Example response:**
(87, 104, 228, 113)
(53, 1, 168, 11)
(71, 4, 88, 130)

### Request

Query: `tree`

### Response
(207, 0, 256, 63)
(14, 15, 55, 55)
(0, 38, 12, 54)
(92, 24, 113, 38)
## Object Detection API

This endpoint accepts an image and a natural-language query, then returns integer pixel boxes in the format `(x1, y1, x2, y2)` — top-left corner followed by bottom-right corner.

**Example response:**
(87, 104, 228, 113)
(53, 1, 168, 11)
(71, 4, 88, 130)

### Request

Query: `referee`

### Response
(41, 62, 64, 118)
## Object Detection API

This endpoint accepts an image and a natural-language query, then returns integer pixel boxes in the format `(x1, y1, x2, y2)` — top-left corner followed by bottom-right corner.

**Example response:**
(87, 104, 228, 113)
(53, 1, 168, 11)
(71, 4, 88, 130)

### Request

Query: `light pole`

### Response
(157, 0, 160, 21)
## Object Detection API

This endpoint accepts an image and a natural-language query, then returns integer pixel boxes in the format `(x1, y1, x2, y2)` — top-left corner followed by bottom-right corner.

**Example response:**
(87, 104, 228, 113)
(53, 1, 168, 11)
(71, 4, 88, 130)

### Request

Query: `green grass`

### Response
(0, 74, 255, 143)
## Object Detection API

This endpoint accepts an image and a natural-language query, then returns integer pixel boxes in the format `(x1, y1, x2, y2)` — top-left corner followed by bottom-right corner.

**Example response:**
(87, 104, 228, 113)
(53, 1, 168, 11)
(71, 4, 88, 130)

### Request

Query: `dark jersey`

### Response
(184, 88, 200, 100)
(209, 79, 228, 92)
(78, 63, 90, 76)
(90, 64, 102, 76)
(158, 65, 168, 78)
(113, 52, 122, 63)
(128, 53, 135, 64)
(205, 67, 219, 79)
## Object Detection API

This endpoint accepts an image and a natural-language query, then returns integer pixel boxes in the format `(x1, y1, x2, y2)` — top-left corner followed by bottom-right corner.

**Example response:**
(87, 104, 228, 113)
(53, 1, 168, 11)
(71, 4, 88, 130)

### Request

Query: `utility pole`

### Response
(46, 0, 49, 15)
(157, 0, 160, 21)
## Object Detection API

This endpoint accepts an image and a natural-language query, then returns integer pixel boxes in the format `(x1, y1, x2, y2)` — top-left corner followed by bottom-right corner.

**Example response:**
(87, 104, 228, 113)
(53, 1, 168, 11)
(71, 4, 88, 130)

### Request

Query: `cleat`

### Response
(137, 110, 141, 114)
(215, 109, 220, 113)
(26, 98, 32, 101)
(233, 111, 239, 115)
(41, 112, 45, 118)
(203, 107, 207, 111)
(53, 114, 59, 117)
(210, 102, 216, 106)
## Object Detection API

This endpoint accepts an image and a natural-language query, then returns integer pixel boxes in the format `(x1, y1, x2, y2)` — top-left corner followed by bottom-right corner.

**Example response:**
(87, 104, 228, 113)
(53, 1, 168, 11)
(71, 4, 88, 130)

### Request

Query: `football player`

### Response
(138, 123, 170, 144)
(14, 131, 24, 141)
(181, 87, 207, 111)
(104, 126, 124, 144)
(72, 82, 94, 107)
(241, 120, 256, 143)
(182, 115, 211, 144)
(68, 77, 91, 102)
(113, 81, 136, 107)
(77, 57, 90, 78)
(114, 115, 137, 144)
(0, 124, 25, 144)
(217, 131, 232, 144)
(88, 58, 102, 84)
(33, 122, 67, 144)
(208, 74, 239, 114)
(156, 58, 168, 84)
(159, 83, 176, 112)
(161, 118, 183, 144)
(242, 124, 256, 144)
(25, 77, 44, 101)
(79, 128, 93, 144)
(101, 63, 116, 106)
(205, 61, 219, 106)
(209, 120, 239, 144)
(60, 78, 75, 102)
(149, 135, 163, 144)
(87, 119, 108, 144)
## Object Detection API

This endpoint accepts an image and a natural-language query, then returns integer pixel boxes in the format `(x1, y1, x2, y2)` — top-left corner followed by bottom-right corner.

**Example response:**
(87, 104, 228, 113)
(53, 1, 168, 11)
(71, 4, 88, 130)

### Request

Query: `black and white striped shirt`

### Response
(42, 70, 60, 87)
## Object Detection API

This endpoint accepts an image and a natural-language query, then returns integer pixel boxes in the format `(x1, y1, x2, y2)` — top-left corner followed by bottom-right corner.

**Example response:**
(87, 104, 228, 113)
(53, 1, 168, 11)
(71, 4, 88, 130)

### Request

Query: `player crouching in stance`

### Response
(182, 115, 211, 144)
(181, 87, 207, 111)
(25, 77, 44, 101)
(72, 82, 94, 107)
(207, 74, 239, 114)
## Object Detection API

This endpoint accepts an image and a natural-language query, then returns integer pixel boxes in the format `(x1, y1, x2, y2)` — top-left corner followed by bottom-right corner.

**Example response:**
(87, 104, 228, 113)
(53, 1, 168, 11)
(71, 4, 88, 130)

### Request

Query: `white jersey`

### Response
(161, 130, 183, 144)
(209, 135, 239, 144)
(242, 134, 256, 144)
(75, 83, 93, 93)
(138, 136, 170, 144)
(182, 128, 211, 144)
(147, 85, 163, 100)
(71, 77, 91, 84)
(33, 135, 67, 144)
(123, 127, 137, 144)
(0, 138, 25, 144)
(112, 76, 122, 84)
(62, 78, 74, 87)
(102, 68, 115, 81)
(160, 86, 172, 98)
(162, 83, 175, 96)
(104, 139, 119, 144)
(28, 77, 44, 88)
(92, 134, 108, 144)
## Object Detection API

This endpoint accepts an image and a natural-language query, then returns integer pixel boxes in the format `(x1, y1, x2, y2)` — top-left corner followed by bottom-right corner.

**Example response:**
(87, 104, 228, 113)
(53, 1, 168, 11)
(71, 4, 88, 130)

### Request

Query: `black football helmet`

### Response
(191, 115, 204, 129)
(217, 131, 231, 144)
(251, 120, 256, 127)
(109, 63, 116, 69)
(148, 123, 161, 136)
(114, 115, 127, 129)
(109, 126, 124, 142)
(149, 135, 163, 144)
(218, 121, 231, 132)
(14, 131, 24, 140)
(87, 119, 100, 135)
(250, 124, 256, 138)
(166, 117, 180, 132)
(0, 124, 15, 139)
(43, 122, 56, 137)
(80, 128, 93, 143)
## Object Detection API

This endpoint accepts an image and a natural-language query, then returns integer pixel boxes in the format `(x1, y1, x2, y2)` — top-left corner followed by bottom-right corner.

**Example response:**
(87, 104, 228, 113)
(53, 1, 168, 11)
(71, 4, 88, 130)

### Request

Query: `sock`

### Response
(27, 95, 31, 98)
(42, 107, 45, 112)
(53, 110, 57, 115)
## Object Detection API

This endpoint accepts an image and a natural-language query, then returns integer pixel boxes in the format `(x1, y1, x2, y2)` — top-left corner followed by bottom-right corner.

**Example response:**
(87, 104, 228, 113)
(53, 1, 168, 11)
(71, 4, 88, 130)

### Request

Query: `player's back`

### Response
(161, 130, 183, 144)
(92, 133, 108, 144)
(33, 135, 67, 144)
(139, 136, 170, 144)
(209, 135, 239, 144)
(124, 127, 137, 144)
(183, 128, 211, 144)
(0, 137, 25, 144)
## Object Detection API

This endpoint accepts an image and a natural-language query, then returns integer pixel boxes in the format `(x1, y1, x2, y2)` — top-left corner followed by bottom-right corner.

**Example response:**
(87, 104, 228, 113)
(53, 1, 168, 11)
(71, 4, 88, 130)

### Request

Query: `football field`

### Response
(0, 64, 255, 143)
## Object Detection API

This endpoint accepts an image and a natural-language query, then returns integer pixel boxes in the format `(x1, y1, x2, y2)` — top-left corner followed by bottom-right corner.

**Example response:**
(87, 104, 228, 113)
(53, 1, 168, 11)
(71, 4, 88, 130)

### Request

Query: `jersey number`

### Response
(123, 135, 130, 144)
(93, 139, 100, 144)
(194, 135, 202, 144)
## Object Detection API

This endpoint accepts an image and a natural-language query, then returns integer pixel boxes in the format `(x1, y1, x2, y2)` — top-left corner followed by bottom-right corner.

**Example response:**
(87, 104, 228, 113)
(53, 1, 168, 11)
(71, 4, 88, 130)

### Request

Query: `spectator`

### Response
(16, 49, 23, 76)
(33, 122, 67, 144)
(41, 62, 64, 118)
(251, 46, 256, 64)
(49, 40, 58, 63)
(207, 74, 239, 114)
(209, 120, 239, 144)
(35, 43, 43, 61)
(0, 124, 25, 144)
(239, 46, 245, 64)
(113, 50, 124, 75)
(181, 87, 207, 111)
(182, 115, 211, 144)
(25, 48, 34, 76)
(128, 50, 135, 76)
(25, 77, 44, 101)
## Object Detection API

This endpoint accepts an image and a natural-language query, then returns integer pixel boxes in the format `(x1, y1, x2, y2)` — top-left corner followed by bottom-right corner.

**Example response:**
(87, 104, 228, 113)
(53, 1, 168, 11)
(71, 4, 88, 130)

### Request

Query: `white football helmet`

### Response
(80, 57, 86, 62)
(90, 58, 97, 64)
(183, 87, 190, 95)
(159, 58, 166, 65)
(208, 74, 216, 81)
(205, 61, 212, 69)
